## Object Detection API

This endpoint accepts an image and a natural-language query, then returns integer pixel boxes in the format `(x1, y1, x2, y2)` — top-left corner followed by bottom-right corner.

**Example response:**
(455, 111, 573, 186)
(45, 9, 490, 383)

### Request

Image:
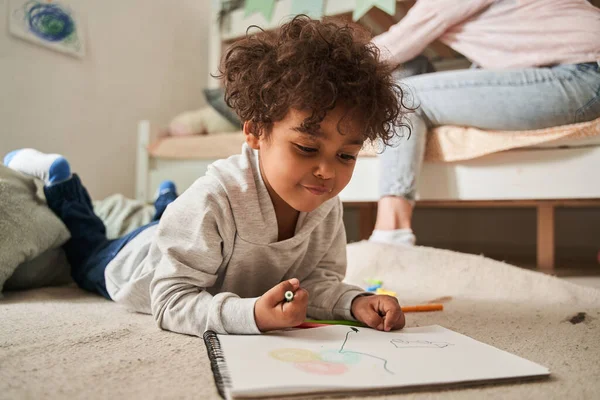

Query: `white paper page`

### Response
(217, 325, 549, 397)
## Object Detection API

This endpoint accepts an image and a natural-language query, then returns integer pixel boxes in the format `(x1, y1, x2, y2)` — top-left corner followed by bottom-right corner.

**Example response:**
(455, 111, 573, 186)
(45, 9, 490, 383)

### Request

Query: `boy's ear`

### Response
(243, 122, 260, 150)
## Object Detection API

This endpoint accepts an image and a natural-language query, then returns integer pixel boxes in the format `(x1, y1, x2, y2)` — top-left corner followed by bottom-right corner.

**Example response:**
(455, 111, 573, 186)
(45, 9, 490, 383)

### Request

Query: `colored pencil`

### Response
(401, 303, 444, 312)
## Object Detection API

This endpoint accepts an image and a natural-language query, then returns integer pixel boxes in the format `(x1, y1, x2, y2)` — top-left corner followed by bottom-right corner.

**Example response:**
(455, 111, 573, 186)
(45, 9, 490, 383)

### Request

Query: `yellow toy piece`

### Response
(375, 288, 397, 297)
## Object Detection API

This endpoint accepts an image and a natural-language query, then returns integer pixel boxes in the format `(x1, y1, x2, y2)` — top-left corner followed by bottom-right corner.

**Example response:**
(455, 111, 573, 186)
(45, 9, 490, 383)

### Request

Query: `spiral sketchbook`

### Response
(203, 325, 549, 399)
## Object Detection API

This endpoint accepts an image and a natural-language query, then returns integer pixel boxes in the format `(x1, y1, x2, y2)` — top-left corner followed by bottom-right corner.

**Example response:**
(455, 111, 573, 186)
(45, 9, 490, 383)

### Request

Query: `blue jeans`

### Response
(380, 61, 600, 200)
(44, 174, 176, 299)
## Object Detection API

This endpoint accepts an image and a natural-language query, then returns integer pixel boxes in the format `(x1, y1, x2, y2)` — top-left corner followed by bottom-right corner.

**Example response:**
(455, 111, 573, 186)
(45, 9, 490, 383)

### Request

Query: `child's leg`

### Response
(152, 180, 178, 221)
(45, 175, 159, 298)
(4, 149, 156, 299)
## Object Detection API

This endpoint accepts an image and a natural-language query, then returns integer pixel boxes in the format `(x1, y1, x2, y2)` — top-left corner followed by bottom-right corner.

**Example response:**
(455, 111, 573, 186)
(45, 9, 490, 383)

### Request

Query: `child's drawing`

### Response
(269, 328, 458, 376)
(9, 0, 85, 58)
(269, 327, 395, 375)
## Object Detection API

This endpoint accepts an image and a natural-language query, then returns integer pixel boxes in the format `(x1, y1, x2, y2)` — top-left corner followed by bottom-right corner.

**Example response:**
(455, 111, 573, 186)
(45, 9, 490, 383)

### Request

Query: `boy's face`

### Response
(244, 107, 364, 213)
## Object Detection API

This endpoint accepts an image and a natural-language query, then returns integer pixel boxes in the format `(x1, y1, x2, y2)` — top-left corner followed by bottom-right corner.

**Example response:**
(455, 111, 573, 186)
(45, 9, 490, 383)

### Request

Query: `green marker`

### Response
(284, 290, 294, 302)
(304, 319, 365, 327)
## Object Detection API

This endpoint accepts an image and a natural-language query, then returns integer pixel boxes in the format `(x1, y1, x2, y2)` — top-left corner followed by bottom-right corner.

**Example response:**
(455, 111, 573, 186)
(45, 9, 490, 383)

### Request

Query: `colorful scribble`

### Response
(337, 328, 394, 374)
(318, 349, 361, 365)
(269, 348, 320, 363)
(10, 0, 84, 56)
(26, 2, 75, 42)
(294, 360, 348, 375)
(268, 327, 395, 375)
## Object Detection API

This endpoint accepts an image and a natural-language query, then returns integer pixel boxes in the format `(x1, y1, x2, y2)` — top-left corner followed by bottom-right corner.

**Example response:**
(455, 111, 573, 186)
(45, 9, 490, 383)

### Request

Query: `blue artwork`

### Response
(9, 0, 85, 58)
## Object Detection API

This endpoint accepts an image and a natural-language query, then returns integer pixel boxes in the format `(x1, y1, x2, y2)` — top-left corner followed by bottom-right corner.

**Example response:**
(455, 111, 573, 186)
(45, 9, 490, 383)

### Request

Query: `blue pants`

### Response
(44, 174, 176, 299)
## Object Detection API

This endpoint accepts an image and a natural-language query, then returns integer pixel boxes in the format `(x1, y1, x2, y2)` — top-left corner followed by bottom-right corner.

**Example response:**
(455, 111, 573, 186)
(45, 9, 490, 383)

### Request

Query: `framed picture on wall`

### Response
(9, 0, 85, 58)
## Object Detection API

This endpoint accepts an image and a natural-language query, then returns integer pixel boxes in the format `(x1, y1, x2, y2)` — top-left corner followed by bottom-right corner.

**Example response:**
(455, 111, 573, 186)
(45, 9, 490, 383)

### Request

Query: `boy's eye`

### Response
(339, 153, 357, 161)
(295, 144, 318, 153)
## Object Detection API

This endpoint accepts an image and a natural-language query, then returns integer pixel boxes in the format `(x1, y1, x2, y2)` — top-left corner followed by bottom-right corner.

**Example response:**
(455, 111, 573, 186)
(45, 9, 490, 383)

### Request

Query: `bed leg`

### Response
(537, 203, 555, 273)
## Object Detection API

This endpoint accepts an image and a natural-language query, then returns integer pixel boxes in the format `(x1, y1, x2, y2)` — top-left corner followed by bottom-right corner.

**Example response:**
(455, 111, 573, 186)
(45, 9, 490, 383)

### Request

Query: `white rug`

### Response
(1, 242, 599, 399)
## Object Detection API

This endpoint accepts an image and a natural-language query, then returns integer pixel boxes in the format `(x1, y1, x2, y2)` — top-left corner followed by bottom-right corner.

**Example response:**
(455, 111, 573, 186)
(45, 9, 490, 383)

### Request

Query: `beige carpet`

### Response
(1, 242, 599, 400)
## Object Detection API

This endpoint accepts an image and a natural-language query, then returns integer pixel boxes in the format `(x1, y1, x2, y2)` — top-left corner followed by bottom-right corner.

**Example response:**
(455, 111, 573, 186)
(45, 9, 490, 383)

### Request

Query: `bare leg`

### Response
(374, 196, 413, 230)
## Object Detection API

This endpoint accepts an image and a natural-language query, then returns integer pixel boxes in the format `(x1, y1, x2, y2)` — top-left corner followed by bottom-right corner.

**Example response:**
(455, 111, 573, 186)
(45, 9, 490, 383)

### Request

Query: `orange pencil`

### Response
(401, 303, 444, 312)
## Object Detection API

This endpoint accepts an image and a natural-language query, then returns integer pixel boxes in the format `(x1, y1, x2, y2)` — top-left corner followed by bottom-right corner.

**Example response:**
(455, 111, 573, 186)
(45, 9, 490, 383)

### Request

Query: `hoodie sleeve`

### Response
(372, 0, 495, 66)
(148, 177, 260, 336)
(301, 201, 370, 321)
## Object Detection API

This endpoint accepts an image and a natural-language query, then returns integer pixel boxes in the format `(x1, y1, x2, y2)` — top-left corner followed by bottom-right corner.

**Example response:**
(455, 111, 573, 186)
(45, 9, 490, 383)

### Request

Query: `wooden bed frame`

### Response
(136, 121, 600, 273)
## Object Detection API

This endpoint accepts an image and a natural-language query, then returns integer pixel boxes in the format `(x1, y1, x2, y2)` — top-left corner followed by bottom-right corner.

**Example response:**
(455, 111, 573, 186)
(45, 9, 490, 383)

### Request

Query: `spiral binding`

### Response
(203, 330, 232, 400)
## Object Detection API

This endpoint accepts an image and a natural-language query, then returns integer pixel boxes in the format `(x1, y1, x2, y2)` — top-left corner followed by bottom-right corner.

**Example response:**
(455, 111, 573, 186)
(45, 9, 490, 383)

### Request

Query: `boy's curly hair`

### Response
(216, 15, 411, 145)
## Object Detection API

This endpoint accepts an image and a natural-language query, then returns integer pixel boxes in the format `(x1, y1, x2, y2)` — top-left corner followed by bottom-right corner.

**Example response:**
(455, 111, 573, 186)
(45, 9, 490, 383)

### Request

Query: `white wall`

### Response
(0, 0, 212, 199)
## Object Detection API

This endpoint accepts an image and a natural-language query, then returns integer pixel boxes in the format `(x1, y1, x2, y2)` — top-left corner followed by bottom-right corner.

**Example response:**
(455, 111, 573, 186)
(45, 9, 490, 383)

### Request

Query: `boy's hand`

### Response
(254, 278, 308, 332)
(351, 295, 405, 332)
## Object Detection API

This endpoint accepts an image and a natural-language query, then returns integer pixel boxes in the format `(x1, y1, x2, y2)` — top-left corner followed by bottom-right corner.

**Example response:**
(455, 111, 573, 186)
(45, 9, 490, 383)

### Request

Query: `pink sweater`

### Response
(372, 0, 600, 69)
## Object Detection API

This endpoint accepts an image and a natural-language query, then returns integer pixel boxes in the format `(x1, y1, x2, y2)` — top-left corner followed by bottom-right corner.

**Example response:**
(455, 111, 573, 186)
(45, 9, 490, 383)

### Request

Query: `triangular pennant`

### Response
(290, 0, 324, 19)
(244, 0, 277, 21)
(353, 0, 396, 21)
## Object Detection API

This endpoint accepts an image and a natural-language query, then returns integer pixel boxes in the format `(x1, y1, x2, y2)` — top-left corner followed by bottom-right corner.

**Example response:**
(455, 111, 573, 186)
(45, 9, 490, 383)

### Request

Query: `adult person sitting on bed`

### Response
(369, 0, 600, 246)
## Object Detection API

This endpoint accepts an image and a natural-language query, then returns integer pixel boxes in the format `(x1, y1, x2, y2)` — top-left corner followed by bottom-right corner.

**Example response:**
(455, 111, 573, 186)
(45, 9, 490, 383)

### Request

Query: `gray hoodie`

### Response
(104, 144, 365, 336)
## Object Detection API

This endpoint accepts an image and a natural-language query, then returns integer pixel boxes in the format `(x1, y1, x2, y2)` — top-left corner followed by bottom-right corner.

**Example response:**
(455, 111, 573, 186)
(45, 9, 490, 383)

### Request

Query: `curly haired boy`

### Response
(4, 16, 409, 335)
